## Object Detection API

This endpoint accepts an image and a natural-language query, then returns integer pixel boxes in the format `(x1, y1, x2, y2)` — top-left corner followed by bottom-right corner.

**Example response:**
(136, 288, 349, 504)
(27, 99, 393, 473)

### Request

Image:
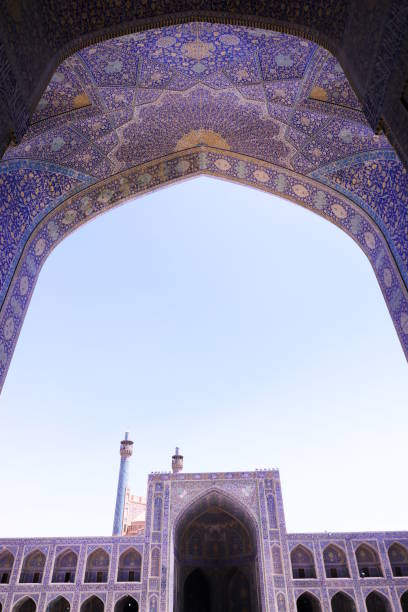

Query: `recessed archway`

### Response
(173, 489, 261, 612)
(13, 598, 36, 612)
(80, 597, 104, 612)
(365, 592, 392, 612)
(331, 592, 356, 612)
(296, 592, 322, 612)
(46, 597, 71, 612)
(114, 596, 138, 612)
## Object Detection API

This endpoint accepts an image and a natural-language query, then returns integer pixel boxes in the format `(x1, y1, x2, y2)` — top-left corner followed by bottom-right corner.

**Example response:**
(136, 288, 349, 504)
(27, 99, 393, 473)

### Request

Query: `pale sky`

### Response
(0, 177, 407, 538)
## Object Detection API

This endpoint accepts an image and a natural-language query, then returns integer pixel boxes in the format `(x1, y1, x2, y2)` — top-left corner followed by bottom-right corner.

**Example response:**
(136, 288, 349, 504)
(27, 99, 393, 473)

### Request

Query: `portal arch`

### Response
(173, 488, 261, 612)
(1, 21, 408, 394)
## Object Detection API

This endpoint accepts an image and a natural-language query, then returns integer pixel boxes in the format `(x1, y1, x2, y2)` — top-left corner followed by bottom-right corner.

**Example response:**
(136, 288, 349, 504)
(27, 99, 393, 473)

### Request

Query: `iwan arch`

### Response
(0, 5, 408, 391)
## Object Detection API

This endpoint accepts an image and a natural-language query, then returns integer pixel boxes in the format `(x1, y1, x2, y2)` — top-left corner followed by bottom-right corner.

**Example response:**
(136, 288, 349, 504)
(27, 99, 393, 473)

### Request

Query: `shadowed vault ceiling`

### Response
(0, 22, 407, 389)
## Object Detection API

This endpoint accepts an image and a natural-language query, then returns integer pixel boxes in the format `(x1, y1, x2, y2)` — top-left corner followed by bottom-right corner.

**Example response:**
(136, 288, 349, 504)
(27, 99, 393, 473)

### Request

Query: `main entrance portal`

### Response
(174, 492, 260, 612)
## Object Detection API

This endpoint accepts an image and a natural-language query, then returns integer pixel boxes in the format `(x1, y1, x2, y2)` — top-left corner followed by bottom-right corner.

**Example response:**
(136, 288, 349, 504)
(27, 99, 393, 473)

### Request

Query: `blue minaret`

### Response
(112, 431, 134, 536)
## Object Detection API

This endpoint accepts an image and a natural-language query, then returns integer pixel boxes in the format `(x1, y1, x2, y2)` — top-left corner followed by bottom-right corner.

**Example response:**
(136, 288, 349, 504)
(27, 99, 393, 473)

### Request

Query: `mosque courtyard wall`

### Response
(1, 469, 408, 612)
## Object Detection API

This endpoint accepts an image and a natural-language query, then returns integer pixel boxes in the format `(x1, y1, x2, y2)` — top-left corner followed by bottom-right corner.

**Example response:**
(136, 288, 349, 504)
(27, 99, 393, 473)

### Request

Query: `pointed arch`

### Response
(114, 595, 138, 612)
(323, 544, 350, 578)
(52, 548, 78, 583)
(291, 545, 317, 579)
(0, 549, 14, 583)
(117, 547, 142, 582)
(355, 544, 383, 578)
(387, 542, 408, 576)
(80, 596, 104, 612)
(296, 592, 322, 612)
(174, 487, 259, 548)
(331, 592, 356, 612)
(84, 548, 109, 583)
(46, 597, 71, 612)
(19, 549, 46, 583)
(365, 591, 392, 612)
(13, 598, 37, 612)
(401, 591, 408, 612)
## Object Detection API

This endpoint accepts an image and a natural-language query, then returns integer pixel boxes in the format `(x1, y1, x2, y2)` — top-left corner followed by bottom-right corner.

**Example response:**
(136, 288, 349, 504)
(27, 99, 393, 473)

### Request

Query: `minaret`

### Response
(172, 447, 183, 473)
(112, 432, 134, 536)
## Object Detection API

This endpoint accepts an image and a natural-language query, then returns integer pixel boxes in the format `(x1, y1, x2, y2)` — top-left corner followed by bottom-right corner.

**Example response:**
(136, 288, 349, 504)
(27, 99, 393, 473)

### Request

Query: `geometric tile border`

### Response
(1, 146, 407, 392)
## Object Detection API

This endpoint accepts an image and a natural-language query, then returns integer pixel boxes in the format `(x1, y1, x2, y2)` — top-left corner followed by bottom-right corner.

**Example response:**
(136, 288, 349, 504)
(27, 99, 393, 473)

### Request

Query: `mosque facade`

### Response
(0, 436, 408, 612)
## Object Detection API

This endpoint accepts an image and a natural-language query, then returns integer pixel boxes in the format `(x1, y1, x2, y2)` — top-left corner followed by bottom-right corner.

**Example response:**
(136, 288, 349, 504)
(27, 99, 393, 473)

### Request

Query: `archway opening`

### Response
(0, 550, 14, 583)
(331, 592, 356, 612)
(13, 599, 36, 612)
(52, 549, 78, 583)
(365, 592, 392, 612)
(388, 543, 408, 576)
(291, 546, 316, 579)
(355, 545, 383, 578)
(323, 545, 349, 578)
(19, 550, 46, 583)
(117, 548, 142, 582)
(174, 491, 260, 612)
(84, 548, 109, 583)
(296, 593, 321, 612)
(401, 591, 408, 612)
(80, 597, 104, 612)
(114, 596, 138, 612)
(47, 597, 70, 612)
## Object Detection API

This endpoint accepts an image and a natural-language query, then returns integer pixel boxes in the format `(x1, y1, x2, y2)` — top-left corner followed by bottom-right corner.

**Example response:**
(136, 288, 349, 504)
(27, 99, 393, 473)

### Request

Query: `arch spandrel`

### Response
(0, 22, 407, 391)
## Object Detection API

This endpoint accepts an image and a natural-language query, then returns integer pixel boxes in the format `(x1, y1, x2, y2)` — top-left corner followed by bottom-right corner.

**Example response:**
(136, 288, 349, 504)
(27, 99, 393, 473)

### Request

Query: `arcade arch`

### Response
(355, 544, 383, 578)
(323, 545, 350, 578)
(117, 548, 142, 582)
(46, 597, 71, 612)
(19, 550, 46, 584)
(331, 592, 356, 612)
(0, 549, 14, 583)
(291, 545, 317, 579)
(13, 598, 36, 612)
(387, 543, 408, 577)
(84, 548, 109, 583)
(173, 489, 261, 612)
(365, 592, 392, 612)
(52, 549, 78, 583)
(80, 597, 104, 612)
(296, 592, 322, 612)
(0, 20, 407, 395)
(114, 596, 138, 612)
(401, 591, 408, 612)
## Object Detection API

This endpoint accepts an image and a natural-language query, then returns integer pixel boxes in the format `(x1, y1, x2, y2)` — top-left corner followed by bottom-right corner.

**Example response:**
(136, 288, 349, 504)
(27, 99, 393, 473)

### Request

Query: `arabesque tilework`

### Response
(0, 23, 407, 392)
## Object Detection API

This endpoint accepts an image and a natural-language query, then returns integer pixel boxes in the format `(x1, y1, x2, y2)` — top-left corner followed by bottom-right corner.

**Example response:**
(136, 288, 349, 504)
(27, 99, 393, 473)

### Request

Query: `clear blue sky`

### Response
(1, 177, 407, 537)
